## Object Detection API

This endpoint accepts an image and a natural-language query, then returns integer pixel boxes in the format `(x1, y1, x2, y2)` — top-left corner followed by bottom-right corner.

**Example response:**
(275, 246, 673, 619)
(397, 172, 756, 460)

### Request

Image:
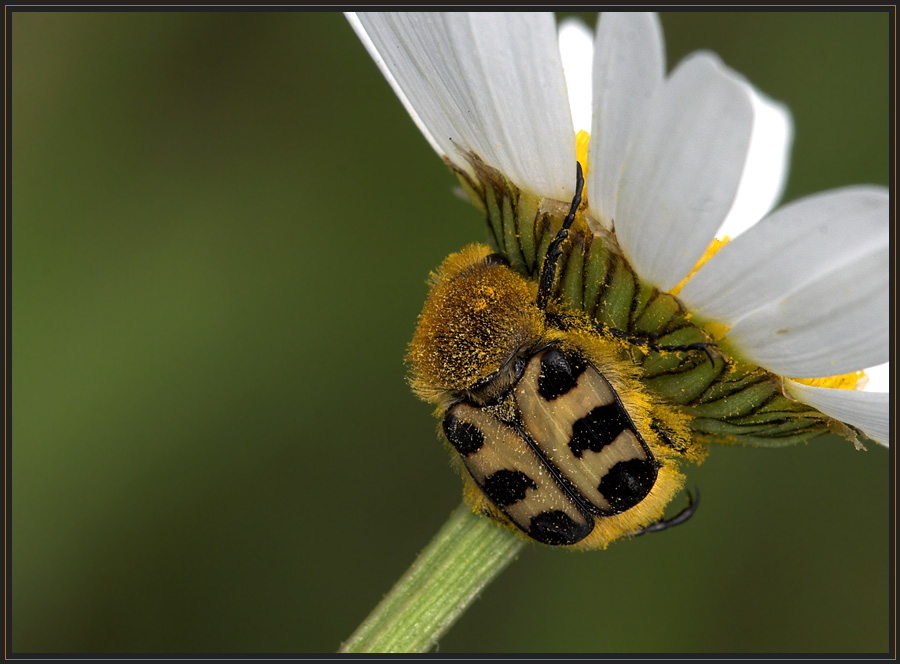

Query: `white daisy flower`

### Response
(346, 11, 889, 446)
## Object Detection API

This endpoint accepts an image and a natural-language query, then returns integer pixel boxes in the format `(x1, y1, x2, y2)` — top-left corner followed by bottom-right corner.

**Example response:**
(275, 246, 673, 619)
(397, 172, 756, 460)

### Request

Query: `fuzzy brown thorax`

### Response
(407, 244, 546, 404)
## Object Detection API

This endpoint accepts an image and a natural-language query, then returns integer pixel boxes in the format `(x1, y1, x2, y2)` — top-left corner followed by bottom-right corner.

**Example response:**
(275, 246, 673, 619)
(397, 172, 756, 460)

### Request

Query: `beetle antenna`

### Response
(536, 162, 584, 310)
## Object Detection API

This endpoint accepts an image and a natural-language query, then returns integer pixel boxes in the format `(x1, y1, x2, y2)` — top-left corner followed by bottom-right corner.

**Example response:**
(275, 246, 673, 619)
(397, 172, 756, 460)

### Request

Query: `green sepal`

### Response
(452, 158, 843, 450)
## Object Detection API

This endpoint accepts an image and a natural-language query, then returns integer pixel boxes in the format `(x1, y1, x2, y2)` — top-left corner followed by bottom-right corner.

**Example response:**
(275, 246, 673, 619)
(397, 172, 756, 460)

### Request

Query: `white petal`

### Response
(681, 187, 888, 377)
(863, 362, 890, 393)
(558, 18, 594, 134)
(716, 87, 793, 240)
(587, 11, 665, 230)
(346, 12, 443, 156)
(348, 12, 575, 200)
(784, 380, 890, 446)
(614, 52, 754, 290)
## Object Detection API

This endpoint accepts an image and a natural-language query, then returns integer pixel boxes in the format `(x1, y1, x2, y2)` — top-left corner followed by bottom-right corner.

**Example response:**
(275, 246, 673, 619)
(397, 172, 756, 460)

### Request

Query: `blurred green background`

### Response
(13, 11, 888, 655)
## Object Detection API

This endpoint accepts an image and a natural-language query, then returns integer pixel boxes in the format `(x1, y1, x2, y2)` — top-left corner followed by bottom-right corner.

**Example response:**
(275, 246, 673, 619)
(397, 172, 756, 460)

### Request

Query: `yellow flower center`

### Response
(669, 237, 730, 297)
(576, 129, 590, 177)
(793, 371, 868, 391)
(700, 320, 730, 342)
(667, 239, 732, 341)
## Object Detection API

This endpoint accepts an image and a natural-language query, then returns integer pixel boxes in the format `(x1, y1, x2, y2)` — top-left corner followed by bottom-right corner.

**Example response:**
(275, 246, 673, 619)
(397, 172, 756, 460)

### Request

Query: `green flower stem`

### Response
(339, 502, 525, 653)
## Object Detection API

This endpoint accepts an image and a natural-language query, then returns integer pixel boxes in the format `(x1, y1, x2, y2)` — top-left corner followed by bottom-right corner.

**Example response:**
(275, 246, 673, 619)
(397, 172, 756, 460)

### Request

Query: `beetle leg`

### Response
(630, 487, 700, 537)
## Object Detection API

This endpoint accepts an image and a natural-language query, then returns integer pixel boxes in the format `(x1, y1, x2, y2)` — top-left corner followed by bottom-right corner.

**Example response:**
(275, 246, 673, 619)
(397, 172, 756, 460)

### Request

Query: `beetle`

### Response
(407, 163, 704, 548)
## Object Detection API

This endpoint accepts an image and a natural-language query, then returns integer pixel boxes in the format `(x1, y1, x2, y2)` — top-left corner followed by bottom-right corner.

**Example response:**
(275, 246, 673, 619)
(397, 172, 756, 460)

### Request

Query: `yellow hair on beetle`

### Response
(407, 240, 703, 549)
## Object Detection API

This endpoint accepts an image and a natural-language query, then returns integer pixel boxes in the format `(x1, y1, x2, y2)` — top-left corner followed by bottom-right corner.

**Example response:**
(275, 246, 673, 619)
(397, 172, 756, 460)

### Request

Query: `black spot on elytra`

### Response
(442, 413, 484, 456)
(568, 403, 631, 458)
(482, 469, 537, 506)
(528, 510, 593, 545)
(537, 348, 587, 400)
(599, 458, 658, 513)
